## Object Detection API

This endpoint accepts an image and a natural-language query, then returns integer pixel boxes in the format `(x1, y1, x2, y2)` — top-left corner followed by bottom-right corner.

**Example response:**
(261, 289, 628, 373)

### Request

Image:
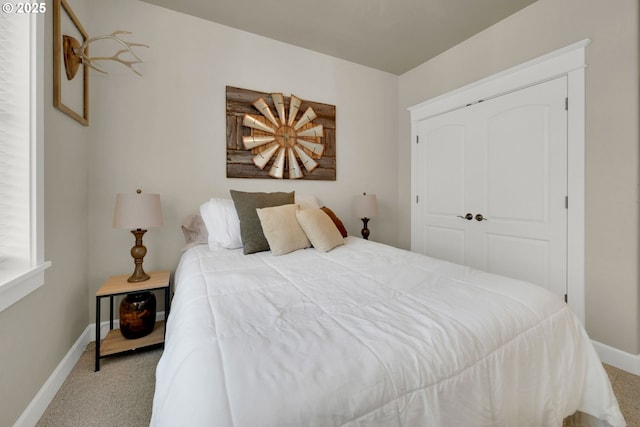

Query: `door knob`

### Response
(457, 213, 473, 220)
(475, 214, 487, 221)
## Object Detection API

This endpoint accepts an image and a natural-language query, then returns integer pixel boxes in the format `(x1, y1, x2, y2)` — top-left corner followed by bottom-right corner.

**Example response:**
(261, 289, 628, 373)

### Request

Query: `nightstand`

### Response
(95, 270, 171, 371)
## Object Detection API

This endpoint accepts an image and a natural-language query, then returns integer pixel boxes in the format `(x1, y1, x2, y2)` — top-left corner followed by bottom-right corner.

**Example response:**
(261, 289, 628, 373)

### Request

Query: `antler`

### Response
(74, 31, 149, 76)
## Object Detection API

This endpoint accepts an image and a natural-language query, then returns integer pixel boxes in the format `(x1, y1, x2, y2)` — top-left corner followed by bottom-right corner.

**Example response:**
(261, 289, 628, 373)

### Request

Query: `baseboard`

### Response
(14, 311, 166, 427)
(13, 325, 93, 427)
(592, 340, 640, 376)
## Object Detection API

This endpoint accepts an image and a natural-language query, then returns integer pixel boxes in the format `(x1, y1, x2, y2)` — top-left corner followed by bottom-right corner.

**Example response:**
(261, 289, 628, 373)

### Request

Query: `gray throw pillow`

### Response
(229, 190, 295, 254)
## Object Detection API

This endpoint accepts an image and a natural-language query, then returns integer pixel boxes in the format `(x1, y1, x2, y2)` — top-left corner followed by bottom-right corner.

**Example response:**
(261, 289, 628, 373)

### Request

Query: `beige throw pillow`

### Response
(256, 204, 310, 256)
(296, 208, 344, 252)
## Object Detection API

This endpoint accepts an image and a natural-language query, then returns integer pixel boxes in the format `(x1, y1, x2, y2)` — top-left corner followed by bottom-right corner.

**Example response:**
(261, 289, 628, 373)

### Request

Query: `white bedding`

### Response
(151, 237, 625, 427)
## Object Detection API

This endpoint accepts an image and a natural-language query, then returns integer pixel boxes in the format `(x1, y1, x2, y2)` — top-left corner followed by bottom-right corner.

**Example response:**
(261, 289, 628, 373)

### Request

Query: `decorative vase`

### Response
(119, 291, 156, 339)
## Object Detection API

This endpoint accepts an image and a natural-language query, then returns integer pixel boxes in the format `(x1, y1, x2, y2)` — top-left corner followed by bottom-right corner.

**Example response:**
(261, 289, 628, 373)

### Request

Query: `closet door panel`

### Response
(414, 108, 473, 265)
(486, 105, 548, 223)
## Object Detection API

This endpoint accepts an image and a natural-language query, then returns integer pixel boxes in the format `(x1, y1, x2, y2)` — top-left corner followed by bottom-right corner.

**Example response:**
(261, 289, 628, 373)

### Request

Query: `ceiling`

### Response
(138, 0, 537, 75)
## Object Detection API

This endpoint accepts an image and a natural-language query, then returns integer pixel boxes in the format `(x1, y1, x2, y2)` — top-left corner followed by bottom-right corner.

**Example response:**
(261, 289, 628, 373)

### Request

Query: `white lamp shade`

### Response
(113, 192, 163, 230)
(352, 193, 379, 219)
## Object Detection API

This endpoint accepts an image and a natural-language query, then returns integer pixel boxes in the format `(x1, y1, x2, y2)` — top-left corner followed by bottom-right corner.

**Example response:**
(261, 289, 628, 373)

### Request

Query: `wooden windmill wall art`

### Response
(227, 86, 336, 180)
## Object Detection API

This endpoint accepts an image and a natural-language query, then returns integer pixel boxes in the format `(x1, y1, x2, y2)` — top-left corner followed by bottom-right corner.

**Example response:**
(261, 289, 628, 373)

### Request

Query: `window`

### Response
(0, 12, 50, 312)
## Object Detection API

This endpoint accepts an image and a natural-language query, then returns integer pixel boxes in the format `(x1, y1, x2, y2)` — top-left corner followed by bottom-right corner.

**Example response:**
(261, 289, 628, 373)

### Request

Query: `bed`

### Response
(151, 195, 625, 427)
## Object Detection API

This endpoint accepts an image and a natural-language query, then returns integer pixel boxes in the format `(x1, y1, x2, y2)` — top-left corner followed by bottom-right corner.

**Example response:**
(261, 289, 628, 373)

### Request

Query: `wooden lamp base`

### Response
(128, 229, 150, 282)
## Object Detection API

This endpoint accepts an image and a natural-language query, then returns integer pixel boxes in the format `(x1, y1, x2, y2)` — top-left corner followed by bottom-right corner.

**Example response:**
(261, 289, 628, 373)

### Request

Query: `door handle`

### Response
(475, 214, 487, 221)
(457, 213, 473, 220)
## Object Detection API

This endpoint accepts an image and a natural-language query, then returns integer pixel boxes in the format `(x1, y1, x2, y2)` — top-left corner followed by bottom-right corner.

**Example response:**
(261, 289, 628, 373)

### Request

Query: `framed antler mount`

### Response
(53, 0, 89, 125)
(53, 0, 147, 126)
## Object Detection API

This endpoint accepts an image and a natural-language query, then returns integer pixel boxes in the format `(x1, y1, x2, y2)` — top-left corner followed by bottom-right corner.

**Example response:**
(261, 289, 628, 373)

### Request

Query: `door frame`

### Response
(409, 39, 590, 324)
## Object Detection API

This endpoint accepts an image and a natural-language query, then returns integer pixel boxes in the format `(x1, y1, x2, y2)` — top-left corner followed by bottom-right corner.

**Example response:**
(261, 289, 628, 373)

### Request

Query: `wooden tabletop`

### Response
(96, 270, 171, 296)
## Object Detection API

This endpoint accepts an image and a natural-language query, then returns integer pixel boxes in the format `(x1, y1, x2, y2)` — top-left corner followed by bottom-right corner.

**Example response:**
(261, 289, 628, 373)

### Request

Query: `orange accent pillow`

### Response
(321, 206, 348, 237)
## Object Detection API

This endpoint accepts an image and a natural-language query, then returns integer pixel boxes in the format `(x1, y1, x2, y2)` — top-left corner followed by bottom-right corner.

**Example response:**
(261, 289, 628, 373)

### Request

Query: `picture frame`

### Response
(53, 0, 89, 126)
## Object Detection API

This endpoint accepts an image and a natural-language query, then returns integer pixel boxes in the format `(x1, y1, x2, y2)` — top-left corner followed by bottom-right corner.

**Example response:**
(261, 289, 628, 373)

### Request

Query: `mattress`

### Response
(151, 237, 625, 426)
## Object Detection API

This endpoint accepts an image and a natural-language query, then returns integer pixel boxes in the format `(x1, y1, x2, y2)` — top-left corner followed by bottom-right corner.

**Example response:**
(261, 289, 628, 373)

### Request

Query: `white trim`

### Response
(565, 58, 587, 325)
(592, 340, 640, 376)
(408, 39, 591, 119)
(13, 325, 92, 427)
(0, 262, 51, 313)
(31, 11, 46, 266)
(409, 39, 590, 325)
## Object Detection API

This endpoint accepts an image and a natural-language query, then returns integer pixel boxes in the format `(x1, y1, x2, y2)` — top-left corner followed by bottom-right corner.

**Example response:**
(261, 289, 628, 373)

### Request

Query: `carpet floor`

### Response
(36, 343, 161, 427)
(37, 343, 639, 426)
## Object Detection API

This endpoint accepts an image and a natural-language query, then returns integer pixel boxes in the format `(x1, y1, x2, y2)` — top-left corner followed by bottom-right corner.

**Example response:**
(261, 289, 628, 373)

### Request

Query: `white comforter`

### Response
(151, 237, 625, 427)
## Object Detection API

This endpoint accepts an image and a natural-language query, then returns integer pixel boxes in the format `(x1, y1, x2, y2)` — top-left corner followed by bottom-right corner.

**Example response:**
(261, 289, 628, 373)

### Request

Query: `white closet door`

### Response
(413, 77, 568, 298)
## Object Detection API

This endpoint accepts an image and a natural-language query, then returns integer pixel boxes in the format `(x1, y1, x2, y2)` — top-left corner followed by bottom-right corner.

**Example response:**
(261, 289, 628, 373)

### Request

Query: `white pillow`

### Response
(199, 198, 243, 249)
(256, 204, 310, 256)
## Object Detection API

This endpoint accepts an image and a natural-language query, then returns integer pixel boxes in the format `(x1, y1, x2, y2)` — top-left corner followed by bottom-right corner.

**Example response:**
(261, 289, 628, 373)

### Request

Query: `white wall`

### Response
(397, 0, 639, 355)
(86, 0, 399, 320)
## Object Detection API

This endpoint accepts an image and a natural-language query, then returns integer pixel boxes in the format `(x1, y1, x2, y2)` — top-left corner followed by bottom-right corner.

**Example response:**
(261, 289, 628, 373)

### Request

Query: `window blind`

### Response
(0, 13, 31, 267)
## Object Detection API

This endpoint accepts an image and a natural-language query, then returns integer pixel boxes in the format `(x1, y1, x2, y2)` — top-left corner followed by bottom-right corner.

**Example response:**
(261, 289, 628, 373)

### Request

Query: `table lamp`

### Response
(113, 189, 163, 282)
(352, 192, 378, 240)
